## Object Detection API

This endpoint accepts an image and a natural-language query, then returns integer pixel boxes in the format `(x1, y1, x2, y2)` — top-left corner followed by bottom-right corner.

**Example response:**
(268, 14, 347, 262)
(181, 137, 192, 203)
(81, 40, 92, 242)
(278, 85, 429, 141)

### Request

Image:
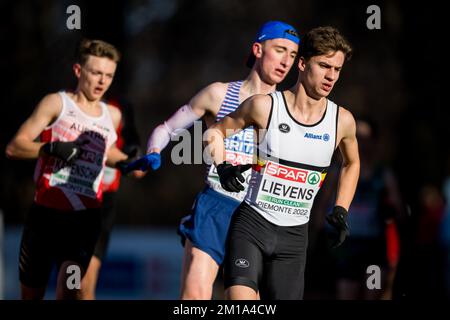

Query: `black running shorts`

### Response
(19, 203, 102, 288)
(224, 201, 308, 300)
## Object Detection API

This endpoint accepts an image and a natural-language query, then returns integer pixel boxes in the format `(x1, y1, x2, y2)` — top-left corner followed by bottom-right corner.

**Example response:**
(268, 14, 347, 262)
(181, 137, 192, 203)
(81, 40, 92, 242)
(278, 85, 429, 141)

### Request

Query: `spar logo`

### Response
(307, 172, 321, 185)
(265, 162, 308, 183)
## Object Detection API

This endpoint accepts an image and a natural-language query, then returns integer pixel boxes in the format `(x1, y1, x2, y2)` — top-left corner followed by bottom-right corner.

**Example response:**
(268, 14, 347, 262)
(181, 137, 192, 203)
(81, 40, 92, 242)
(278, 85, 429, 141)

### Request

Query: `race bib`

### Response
(255, 160, 326, 221)
(206, 127, 254, 201)
(49, 150, 104, 199)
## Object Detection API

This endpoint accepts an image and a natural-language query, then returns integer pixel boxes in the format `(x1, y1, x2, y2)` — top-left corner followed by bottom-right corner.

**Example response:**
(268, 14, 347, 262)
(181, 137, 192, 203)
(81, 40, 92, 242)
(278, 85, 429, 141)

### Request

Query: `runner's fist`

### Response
(216, 162, 252, 192)
(42, 140, 88, 164)
(326, 206, 350, 248)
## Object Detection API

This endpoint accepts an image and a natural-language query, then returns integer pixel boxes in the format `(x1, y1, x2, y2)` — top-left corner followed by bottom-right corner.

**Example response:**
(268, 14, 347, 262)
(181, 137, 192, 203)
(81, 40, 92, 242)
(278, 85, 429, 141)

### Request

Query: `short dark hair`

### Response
(76, 39, 121, 65)
(300, 26, 352, 61)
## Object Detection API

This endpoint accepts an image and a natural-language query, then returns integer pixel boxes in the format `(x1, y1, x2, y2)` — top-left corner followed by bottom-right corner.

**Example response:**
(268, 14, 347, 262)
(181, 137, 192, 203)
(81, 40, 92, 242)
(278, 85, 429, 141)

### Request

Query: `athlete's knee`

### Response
(180, 244, 219, 300)
(79, 277, 96, 300)
(180, 284, 213, 300)
(225, 285, 257, 300)
(79, 257, 101, 300)
(55, 261, 85, 300)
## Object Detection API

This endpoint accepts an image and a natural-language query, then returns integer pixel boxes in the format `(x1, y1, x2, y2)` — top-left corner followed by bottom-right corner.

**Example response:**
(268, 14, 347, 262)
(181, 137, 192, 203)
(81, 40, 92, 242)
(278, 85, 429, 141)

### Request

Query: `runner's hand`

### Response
(326, 206, 350, 248)
(42, 140, 89, 164)
(122, 152, 161, 174)
(216, 162, 252, 192)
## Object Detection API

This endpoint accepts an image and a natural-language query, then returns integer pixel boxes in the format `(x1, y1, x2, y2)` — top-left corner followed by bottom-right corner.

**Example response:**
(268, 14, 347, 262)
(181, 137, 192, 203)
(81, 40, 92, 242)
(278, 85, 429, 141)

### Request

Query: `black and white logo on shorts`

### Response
(235, 258, 250, 268)
(279, 123, 290, 133)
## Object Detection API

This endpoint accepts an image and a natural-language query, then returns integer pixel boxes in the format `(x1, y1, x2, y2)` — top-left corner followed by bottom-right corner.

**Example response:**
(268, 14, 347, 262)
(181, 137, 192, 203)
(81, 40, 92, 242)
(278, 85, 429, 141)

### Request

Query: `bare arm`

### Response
(106, 146, 128, 167)
(189, 82, 227, 120)
(5, 93, 62, 160)
(106, 104, 128, 167)
(204, 94, 271, 166)
(108, 104, 122, 132)
(147, 82, 227, 154)
(335, 108, 360, 210)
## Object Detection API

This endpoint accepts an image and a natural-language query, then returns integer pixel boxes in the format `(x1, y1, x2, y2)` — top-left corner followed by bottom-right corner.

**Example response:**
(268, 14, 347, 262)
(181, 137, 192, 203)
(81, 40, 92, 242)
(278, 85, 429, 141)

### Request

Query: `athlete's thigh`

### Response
(180, 239, 220, 299)
(224, 232, 263, 293)
(261, 223, 308, 300)
(19, 204, 55, 288)
(56, 208, 102, 274)
(261, 260, 306, 300)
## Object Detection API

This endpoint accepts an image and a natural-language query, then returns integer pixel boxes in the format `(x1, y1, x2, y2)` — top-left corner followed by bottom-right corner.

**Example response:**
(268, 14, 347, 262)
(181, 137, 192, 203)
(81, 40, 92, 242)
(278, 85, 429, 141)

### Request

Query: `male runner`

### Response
(5, 39, 131, 299)
(205, 26, 360, 299)
(126, 21, 300, 299)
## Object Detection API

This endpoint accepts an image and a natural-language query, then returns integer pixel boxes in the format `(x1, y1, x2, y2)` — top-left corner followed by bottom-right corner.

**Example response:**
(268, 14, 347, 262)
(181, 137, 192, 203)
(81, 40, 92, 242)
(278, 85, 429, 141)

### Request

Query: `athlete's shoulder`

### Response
(106, 103, 122, 129)
(205, 81, 229, 95)
(189, 81, 229, 115)
(338, 106, 355, 123)
(337, 106, 356, 135)
(195, 81, 228, 102)
(36, 92, 63, 115)
(245, 93, 273, 109)
(40, 92, 62, 105)
(106, 103, 122, 117)
(238, 94, 273, 129)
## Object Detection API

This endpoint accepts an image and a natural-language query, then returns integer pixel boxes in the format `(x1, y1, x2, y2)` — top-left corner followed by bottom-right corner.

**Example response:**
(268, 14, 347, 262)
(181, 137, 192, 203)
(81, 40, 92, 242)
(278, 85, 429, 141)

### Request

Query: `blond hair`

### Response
(76, 39, 121, 65)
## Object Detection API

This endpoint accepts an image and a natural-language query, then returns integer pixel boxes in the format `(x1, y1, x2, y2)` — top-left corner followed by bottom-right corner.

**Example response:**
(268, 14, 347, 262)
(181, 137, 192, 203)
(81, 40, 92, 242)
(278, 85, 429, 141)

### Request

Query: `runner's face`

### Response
(75, 55, 117, 101)
(258, 38, 298, 85)
(299, 50, 345, 99)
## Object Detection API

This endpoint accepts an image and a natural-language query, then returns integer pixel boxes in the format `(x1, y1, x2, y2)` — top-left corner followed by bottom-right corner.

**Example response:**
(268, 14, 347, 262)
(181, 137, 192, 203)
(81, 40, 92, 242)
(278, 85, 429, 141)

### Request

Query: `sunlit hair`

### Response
(300, 26, 353, 61)
(76, 38, 121, 65)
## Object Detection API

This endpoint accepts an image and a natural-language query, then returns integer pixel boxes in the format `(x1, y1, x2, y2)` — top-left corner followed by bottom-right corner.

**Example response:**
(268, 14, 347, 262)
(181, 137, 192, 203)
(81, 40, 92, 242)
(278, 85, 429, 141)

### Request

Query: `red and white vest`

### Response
(101, 99, 124, 193)
(33, 91, 117, 211)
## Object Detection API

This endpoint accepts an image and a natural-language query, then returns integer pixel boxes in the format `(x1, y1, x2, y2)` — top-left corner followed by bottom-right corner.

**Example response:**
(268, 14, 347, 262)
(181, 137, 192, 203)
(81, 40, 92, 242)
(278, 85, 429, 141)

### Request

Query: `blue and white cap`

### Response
(246, 20, 300, 68)
(255, 21, 300, 44)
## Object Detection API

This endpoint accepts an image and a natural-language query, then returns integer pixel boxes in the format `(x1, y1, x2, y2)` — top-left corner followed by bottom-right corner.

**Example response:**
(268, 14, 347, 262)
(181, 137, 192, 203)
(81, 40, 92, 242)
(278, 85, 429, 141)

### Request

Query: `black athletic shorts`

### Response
(224, 201, 308, 300)
(19, 203, 102, 288)
(93, 192, 117, 260)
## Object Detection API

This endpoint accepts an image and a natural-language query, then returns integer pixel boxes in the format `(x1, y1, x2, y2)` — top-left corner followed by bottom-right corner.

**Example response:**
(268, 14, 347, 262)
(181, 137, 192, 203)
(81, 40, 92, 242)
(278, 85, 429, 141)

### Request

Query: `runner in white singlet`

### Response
(205, 26, 360, 300)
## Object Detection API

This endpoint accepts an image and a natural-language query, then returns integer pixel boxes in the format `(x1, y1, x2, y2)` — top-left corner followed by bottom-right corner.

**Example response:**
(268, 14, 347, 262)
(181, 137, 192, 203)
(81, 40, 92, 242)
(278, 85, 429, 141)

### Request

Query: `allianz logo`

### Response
(304, 133, 330, 141)
(235, 258, 250, 268)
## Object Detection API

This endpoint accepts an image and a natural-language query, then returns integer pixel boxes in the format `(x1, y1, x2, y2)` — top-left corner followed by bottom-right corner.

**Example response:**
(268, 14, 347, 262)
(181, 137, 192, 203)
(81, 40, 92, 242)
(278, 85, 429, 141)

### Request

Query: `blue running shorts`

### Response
(178, 186, 241, 265)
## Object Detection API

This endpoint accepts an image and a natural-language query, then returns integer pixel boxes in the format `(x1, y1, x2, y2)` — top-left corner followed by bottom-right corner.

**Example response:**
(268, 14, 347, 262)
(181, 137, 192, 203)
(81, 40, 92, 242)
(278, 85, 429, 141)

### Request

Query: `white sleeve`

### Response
(147, 104, 201, 153)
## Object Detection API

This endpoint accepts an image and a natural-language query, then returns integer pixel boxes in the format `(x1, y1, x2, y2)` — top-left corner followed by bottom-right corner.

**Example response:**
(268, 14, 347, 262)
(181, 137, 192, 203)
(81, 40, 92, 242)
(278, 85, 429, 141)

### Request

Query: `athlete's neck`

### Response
(285, 85, 327, 124)
(71, 89, 102, 110)
(242, 69, 276, 98)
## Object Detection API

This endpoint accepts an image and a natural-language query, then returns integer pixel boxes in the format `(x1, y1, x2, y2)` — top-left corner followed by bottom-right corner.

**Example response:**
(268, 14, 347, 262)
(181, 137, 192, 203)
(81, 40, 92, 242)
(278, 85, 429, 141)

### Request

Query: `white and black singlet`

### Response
(224, 91, 339, 299)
